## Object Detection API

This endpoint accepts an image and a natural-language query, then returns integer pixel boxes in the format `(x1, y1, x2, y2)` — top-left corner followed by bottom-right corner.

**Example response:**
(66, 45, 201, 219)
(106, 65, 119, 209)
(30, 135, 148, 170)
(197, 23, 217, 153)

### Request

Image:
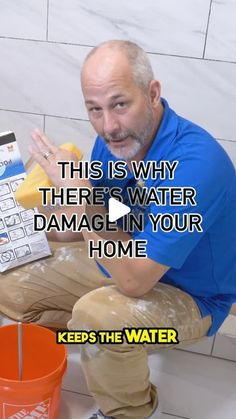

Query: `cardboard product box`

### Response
(0, 131, 51, 272)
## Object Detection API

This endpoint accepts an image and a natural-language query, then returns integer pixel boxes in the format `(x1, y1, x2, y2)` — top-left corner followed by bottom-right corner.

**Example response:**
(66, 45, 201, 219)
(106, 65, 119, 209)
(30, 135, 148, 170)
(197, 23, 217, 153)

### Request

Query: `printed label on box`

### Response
(0, 132, 51, 271)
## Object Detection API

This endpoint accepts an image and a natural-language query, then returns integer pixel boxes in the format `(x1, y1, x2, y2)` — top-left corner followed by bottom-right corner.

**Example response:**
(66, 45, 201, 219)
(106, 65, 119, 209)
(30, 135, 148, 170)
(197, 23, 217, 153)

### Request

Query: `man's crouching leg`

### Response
(68, 282, 212, 419)
(68, 285, 159, 419)
(0, 265, 78, 328)
(0, 241, 110, 328)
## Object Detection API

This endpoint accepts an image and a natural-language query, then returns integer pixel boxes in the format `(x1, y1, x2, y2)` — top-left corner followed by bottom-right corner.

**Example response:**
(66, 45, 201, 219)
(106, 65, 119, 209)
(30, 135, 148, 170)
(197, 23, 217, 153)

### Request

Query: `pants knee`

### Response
(68, 285, 127, 331)
(0, 275, 33, 321)
(0, 272, 74, 327)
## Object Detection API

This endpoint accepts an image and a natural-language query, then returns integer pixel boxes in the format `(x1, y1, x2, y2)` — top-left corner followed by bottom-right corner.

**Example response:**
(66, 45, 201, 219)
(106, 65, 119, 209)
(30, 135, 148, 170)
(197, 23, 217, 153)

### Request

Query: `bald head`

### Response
(81, 40, 154, 92)
(81, 40, 162, 162)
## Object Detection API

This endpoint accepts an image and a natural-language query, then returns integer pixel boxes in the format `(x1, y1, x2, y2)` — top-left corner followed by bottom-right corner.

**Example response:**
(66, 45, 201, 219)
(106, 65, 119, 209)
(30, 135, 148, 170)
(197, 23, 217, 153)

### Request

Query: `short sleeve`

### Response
(89, 136, 107, 187)
(134, 136, 235, 269)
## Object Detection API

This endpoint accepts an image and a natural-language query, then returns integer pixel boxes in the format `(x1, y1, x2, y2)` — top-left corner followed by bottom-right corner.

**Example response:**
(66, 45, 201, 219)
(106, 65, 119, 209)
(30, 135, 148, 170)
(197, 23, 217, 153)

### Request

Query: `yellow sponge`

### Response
(15, 143, 83, 209)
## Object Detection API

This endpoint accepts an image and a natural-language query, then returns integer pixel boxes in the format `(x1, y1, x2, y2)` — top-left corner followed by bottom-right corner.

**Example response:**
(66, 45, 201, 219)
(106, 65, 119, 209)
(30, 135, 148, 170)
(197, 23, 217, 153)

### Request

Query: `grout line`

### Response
(61, 388, 93, 398)
(0, 108, 236, 143)
(0, 35, 236, 66)
(176, 346, 236, 363)
(43, 115, 46, 131)
(0, 107, 89, 122)
(202, 0, 213, 59)
(162, 413, 190, 419)
(0, 36, 97, 49)
(170, 348, 211, 358)
(210, 334, 216, 356)
(46, 0, 50, 41)
(211, 353, 236, 363)
(217, 138, 236, 143)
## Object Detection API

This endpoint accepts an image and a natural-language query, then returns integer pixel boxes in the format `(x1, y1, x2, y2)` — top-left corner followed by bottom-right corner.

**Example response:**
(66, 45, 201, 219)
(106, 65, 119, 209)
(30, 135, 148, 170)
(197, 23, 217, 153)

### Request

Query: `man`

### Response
(0, 40, 236, 419)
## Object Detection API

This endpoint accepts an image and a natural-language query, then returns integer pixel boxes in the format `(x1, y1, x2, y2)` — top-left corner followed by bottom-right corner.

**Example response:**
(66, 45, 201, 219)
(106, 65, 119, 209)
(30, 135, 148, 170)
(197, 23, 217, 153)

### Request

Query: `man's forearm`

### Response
(75, 180, 167, 296)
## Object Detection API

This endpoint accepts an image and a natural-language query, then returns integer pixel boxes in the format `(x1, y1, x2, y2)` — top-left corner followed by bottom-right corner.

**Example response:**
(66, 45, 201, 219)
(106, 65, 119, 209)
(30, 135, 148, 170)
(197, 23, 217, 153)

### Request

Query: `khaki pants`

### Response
(0, 242, 211, 419)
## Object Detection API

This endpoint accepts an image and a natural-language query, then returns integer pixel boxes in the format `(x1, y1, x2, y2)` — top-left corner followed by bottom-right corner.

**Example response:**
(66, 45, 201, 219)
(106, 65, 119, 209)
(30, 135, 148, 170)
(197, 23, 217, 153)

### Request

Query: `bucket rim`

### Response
(0, 323, 67, 386)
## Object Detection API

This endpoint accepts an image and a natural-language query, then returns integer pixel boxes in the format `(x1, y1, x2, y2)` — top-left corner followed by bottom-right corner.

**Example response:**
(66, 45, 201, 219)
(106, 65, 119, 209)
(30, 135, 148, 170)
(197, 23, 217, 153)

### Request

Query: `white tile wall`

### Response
(0, 39, 89, 118)
(48, 0, 210, 58)
(1, 40, 236, 143)
(1, 114, 235, 170)
(218, 140, 236, 167)
(149, 54, 236, 141)
(0, 110, 44, 163)
(0, 0, 48, 40)
(205, 0, 236, 62)
(45, 117, 96, 161)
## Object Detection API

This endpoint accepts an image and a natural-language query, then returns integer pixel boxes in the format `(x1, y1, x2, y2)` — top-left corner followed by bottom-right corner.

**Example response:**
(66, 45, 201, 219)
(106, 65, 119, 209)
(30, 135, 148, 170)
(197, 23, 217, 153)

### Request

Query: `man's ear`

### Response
(148, 80, 161, 108)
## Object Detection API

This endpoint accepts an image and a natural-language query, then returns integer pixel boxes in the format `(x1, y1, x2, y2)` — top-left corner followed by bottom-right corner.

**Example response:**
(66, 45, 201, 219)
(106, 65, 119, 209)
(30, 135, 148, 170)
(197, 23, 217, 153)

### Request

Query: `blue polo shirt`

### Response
(90, 98, 236, 336)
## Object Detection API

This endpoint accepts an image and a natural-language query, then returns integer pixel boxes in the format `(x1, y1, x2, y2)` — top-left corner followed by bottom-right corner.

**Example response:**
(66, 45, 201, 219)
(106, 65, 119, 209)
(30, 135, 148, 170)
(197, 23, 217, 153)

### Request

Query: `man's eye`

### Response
(115, 102, 126, 109)
(89, 107, 102, 112)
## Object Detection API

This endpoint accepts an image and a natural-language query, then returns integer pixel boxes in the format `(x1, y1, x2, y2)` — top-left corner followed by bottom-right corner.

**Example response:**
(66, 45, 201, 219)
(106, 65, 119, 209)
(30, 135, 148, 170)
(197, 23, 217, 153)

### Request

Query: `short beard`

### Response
(105, 134, 145, 160)
(103, 108, 155, 160)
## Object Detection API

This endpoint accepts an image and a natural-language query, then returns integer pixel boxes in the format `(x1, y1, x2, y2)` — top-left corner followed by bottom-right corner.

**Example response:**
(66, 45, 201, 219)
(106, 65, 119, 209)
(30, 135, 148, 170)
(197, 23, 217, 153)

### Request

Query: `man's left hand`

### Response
(29, 129, 79, 188)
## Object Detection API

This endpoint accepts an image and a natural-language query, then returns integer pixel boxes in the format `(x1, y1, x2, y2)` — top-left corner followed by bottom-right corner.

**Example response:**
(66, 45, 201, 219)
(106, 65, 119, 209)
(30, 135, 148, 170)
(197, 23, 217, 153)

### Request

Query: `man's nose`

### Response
(102, 111, 120, 135)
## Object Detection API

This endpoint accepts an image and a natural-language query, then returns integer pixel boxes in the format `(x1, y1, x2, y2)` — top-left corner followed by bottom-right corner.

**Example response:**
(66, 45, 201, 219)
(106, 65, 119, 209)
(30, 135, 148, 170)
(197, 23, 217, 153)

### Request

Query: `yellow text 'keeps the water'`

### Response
(56, 328, 179, 345)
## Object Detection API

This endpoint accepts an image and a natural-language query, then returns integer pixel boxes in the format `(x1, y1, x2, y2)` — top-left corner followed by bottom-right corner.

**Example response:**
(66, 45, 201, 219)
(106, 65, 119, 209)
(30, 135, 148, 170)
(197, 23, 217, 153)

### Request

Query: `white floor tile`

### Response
(63, 343, 236, 419)
(148, 350, 236, 419)
(62, 345, 89, 394)
(176, 336, 214, 356)
(212, 334, 236, 362)
(58, 389, 188, 419)
(0, 315, 15, 326)
(58, 390, 97, 419)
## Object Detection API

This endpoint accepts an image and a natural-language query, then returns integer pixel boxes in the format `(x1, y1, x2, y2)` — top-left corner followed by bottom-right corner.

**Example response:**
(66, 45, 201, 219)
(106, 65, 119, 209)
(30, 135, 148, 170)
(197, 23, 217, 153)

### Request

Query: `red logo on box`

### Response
(7, 145, 14, 152)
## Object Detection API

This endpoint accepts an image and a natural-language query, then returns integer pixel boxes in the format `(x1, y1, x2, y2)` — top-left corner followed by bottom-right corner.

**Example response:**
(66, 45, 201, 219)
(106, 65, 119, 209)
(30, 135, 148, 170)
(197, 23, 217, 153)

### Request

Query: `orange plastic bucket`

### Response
(0, 323, 67, 419)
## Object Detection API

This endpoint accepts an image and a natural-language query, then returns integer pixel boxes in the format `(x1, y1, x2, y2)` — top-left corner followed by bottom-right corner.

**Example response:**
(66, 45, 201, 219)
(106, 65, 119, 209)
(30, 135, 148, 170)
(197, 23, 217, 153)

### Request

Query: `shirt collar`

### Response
(144, 97, 179, 164)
